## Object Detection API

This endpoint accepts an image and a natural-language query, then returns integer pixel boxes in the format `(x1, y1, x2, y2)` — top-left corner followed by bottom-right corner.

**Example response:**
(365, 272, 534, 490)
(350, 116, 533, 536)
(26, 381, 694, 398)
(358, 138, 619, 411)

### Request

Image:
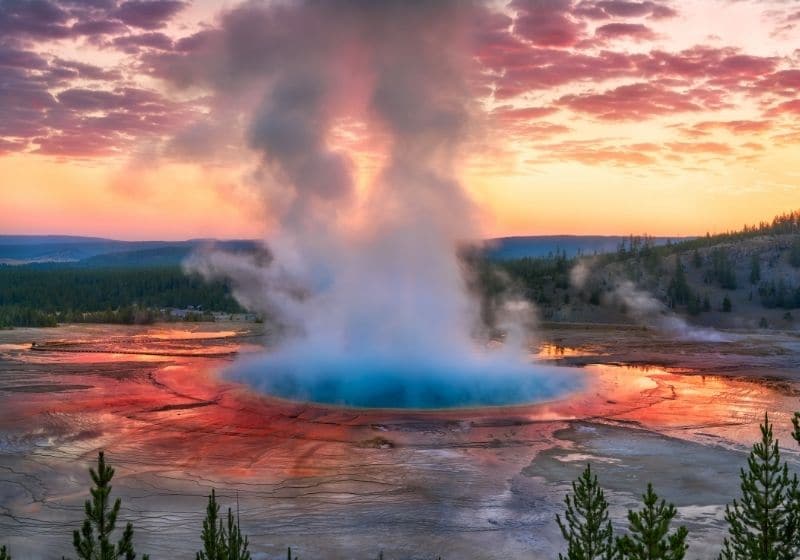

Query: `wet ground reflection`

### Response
(0, 323, 799, 558)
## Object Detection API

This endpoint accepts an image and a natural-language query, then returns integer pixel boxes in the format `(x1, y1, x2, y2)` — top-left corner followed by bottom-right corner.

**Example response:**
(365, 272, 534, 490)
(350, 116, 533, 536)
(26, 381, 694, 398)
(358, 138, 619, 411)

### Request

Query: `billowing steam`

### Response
(179, 1, 581, 408)
(610, 281, 731, 342)
(570, 261, 731, 343)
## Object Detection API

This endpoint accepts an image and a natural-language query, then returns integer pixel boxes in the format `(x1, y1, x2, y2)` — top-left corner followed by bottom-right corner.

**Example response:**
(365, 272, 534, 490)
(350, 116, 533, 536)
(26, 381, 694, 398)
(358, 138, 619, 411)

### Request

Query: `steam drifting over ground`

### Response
(182, 1, 582, 408)
(570, 261, 732, 343)
(609, 281, 732, 343)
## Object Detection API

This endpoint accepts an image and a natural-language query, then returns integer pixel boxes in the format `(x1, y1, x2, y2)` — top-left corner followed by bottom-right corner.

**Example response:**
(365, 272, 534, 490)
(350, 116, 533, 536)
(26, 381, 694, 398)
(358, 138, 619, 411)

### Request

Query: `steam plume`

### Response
(180, 1, 581, 408)
(570, 261, 731, 343)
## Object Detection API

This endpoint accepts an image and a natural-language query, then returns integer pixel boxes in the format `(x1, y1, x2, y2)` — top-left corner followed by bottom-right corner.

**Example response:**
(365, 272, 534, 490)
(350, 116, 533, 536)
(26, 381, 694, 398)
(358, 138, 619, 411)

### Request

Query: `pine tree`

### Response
(719, 413, 800, 560)
(790, 239, 800, 269)
(197, 489, 224, 560)
(692, 250, 702, 269)
(722, 296, 732, 312)
(750, 255, 761, 285)
(222, 506, 250, 560)
(66, 451, 148, 560)
(556, 464, 616, 560)
(616, 483, 687, 560)
(196, 489, 251, 560)
(0, 545, 10, 560)
(668, 260, 691, 306)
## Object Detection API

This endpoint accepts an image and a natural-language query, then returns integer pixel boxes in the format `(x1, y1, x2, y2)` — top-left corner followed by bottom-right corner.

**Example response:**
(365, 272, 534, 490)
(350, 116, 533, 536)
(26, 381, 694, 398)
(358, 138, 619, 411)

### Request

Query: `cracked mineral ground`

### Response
(1, 322, 799, 559)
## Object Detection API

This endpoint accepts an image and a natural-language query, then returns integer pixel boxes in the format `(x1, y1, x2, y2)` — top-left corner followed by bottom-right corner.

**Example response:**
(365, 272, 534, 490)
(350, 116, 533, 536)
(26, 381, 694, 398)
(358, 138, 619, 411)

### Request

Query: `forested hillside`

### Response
(3, 211, 798, 330)
(0, 266, 242, 328)
(495, 210, 800, 329)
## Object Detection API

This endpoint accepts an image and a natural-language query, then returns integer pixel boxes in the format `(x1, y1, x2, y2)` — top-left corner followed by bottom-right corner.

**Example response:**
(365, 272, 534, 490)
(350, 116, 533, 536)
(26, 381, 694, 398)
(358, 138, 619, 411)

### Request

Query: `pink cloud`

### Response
(491, 105, 559, 121)
(766, 99, 800, 116)
(511, 0, 586, 47)
(753, 69, 800, 97)
(594, 22, 657, 42)
(114, 1, 186, 30)
(533, 139, 659, 166)
(112, 32, 173, 53)
(574, 0, 678, 20)
(557, 82, 716, 120)
(667, 141, 733, 155)
(694, 120, 773, 133)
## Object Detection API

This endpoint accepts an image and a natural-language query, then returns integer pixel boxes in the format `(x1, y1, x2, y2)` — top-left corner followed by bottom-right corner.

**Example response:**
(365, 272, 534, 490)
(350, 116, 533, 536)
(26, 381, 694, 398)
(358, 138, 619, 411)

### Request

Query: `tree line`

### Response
(488, 211, 800, 321)
(2, 413, 800, 559)
(0, 266, 242, 328)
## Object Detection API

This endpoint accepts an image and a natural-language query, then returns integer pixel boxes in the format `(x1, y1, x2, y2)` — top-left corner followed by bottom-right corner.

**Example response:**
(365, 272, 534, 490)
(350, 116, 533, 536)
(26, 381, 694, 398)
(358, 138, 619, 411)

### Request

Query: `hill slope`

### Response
(496, 212, 800, 331)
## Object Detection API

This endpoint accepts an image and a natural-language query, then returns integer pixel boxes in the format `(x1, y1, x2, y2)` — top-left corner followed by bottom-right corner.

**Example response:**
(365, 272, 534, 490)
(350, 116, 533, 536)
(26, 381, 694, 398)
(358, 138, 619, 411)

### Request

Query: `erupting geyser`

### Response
(184, 0, 583, 409)
(233, 345, 581, 410)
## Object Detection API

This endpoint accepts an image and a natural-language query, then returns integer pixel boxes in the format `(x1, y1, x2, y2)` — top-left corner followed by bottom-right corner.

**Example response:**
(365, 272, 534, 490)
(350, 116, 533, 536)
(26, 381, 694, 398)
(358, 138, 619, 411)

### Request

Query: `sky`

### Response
(0, 0, 799, 240)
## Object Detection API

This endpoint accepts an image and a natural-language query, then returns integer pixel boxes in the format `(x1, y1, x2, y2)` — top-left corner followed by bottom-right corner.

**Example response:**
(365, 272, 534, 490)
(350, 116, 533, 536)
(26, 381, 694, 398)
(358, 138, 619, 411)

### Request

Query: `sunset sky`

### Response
(1, 0, 799, 240)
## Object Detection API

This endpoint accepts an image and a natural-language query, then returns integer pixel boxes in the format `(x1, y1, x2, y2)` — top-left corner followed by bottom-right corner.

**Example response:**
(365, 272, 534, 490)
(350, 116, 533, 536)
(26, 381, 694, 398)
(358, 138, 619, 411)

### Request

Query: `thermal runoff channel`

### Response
(185, 1, 583, 409)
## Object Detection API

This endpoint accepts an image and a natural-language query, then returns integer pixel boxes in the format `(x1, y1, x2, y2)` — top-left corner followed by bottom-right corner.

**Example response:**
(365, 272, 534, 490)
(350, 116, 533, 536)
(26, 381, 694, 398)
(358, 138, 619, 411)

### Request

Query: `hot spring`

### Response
(185, 0, 586, 411)
(230, 347, 584, 410)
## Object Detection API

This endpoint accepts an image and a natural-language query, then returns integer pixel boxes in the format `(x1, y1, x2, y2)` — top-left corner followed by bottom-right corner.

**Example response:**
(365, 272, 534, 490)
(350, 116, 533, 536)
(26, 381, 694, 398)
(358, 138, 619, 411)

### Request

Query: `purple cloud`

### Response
(112, 32, 173, 52)
(114, 0, 186, 30)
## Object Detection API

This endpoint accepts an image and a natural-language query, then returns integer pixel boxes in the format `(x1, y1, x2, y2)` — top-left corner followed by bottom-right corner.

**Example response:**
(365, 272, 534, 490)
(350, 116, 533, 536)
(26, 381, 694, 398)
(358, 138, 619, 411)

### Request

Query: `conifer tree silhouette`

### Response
(719, 413, 800, 560)
(196, 489, 250, 560)
(616, 483, 687, 560)
(66, 451, 148, 560)
(556, 464, 616, 560)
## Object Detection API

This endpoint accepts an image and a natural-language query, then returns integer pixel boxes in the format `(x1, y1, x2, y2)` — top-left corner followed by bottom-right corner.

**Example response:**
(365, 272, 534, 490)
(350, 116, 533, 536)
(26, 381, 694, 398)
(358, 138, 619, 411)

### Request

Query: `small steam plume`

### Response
(570, 261, 731, 343)
(176, 1, 581, 408)
(610, 281, 730, 342)
(569, 260, 592, 292)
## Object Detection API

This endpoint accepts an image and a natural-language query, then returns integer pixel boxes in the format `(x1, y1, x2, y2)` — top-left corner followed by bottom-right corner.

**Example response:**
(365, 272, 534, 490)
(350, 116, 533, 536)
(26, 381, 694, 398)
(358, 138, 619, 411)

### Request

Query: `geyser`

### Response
(232, 346, 581, 410)
(180, 0, 583, 409)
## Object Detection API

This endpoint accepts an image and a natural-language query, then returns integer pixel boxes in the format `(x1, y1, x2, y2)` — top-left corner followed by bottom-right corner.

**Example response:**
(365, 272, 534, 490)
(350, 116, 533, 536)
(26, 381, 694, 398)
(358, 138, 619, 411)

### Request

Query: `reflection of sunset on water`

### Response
(2, 323, 799, 558)
(2, 325, 797, 479)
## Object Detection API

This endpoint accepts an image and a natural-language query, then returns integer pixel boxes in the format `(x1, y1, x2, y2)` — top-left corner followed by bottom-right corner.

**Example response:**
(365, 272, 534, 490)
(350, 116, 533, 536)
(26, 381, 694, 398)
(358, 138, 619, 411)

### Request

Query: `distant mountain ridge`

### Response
(0, 234, 692, 267)
(0, 236, 258, 267)
(485, 235, 691, 260)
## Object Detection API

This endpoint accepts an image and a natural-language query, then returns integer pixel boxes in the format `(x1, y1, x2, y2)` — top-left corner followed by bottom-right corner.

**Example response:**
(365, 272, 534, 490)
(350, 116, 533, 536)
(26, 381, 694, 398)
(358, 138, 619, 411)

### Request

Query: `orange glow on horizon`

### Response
(1, 0, 798, 240)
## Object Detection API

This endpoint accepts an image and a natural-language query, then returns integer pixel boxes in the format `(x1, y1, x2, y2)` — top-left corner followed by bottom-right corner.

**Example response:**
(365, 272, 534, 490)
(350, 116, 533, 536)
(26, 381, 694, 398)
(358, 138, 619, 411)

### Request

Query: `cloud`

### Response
(112, 31, 173, 52)
(511, 0, 586, 47)
(578, 0, 678, 19)
(0, 0, 71, 39)
(0, 46, 49, 69)
(767, 99, 800, 116)
(532, 139, 659, 166)
(70, 18, 127, 36)
(689, 119, 773, 134)
(491, 105, 559, 121)
(489, 49, 641, 98)
(57, 86, 159, 110)
(666, 141, 733, 155)
(0, 67, 57, 139)
(639, 47, 777, 81)
(752, 69, 800, 96)
(0, 0, 797, 167)
(557, 82, 716, 120)
(113, 0, 185, 29)
(52, 58, 122, 81)
(594, 22, 657, 42)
